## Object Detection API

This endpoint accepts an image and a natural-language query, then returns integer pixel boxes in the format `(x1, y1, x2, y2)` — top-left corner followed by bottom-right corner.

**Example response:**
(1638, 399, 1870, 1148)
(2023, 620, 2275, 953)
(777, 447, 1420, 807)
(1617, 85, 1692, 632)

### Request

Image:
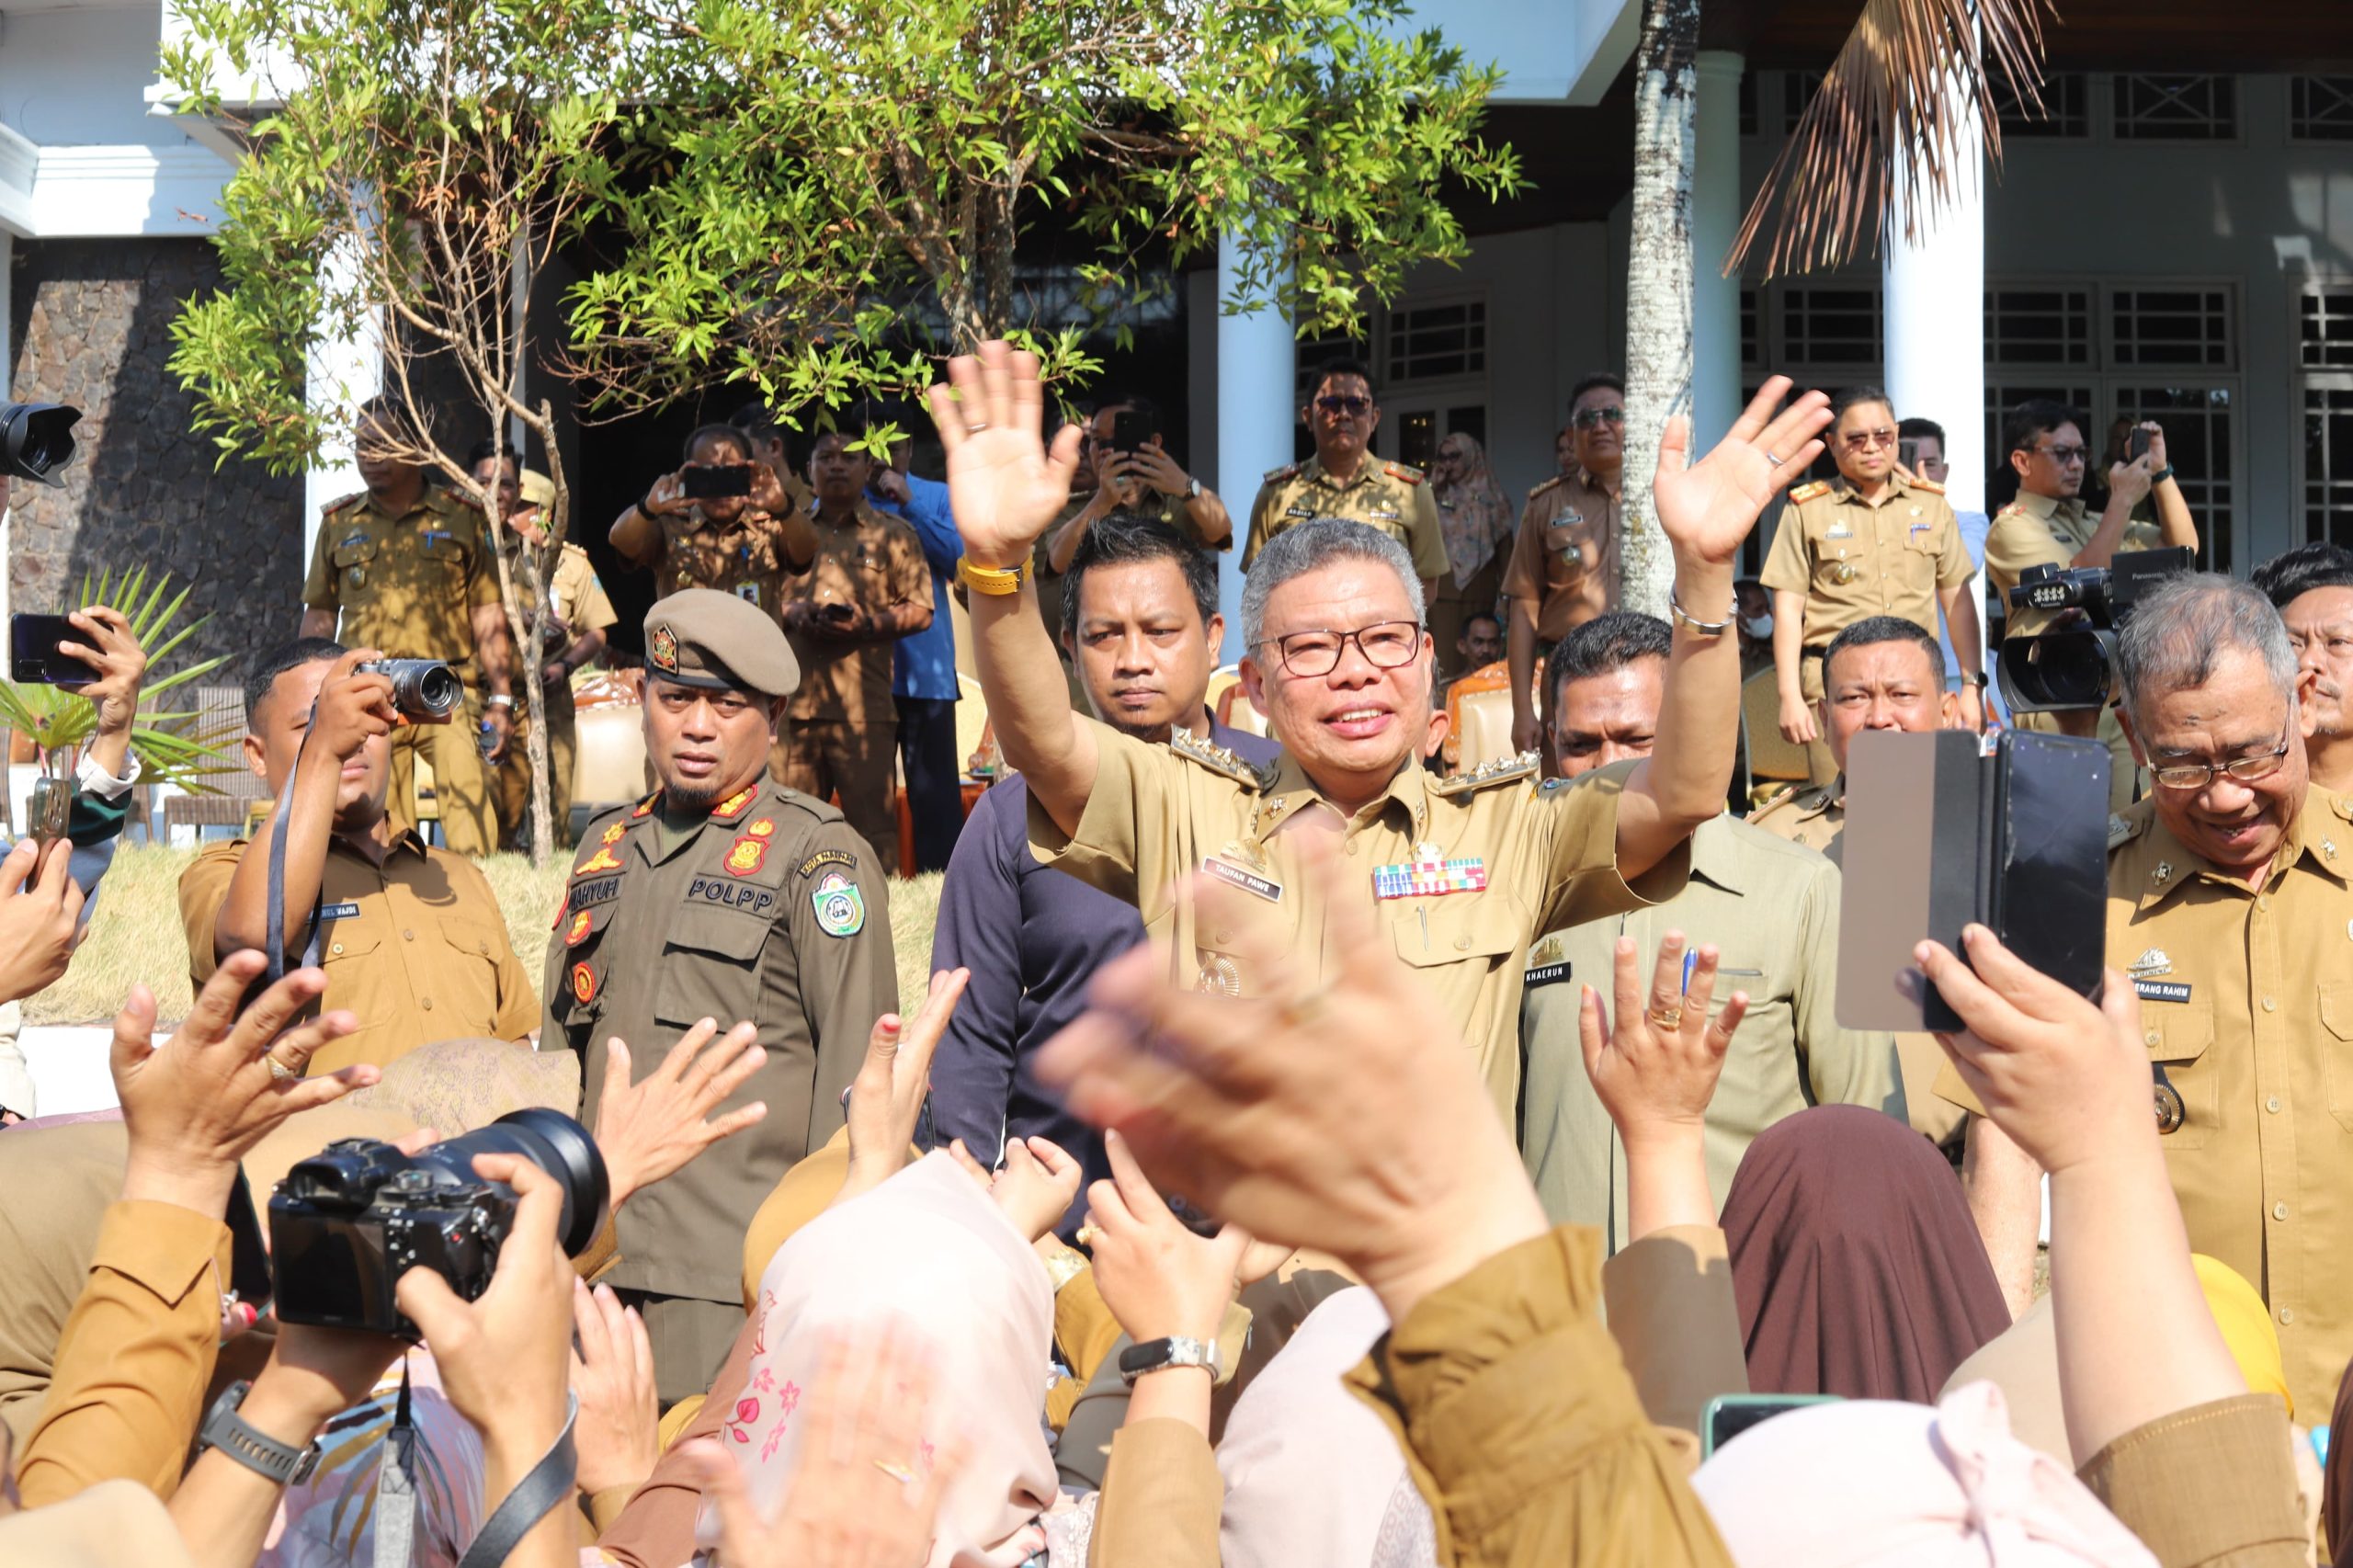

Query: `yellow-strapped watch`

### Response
(959, 556, 1029, 597)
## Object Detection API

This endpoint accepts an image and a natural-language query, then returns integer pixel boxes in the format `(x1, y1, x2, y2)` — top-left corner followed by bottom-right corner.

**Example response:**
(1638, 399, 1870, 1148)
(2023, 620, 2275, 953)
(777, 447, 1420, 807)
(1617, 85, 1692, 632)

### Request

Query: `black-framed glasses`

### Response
(2029, 443, 2088, 465)
(1572, 405, 1626, 429)
(1314, 394, 1373, 416)
(2149, 737, 2292, 791)
(1256, 619, 1423, 677)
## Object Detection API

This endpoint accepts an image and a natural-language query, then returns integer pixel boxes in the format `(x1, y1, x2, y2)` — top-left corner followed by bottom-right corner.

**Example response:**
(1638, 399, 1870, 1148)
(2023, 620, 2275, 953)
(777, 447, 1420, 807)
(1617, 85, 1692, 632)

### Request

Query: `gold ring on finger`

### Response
(1074, 1224, 1102, 1251)
(872, 1457, 916, 1484)
(267, 1053, 302, 1084)
(1647, 1004, 1685, 1031)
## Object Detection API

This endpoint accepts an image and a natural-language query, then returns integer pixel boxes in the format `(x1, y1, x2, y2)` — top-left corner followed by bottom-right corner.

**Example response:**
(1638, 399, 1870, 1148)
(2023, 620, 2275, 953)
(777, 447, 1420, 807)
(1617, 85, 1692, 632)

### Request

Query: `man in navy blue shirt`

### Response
(867, 423, 965, 871)
(929, 516, 1274, 1229)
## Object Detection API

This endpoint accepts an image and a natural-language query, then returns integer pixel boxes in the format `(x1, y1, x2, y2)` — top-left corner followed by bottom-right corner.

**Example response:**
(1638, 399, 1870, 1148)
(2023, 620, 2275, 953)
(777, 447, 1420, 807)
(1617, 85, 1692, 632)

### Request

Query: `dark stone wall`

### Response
(7, 238, 303, 669)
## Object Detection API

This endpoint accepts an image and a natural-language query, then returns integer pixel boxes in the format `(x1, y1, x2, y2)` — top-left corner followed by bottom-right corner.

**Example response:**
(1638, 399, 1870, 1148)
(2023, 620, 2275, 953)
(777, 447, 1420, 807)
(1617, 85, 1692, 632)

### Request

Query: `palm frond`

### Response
(1726, 0, 2054, 279)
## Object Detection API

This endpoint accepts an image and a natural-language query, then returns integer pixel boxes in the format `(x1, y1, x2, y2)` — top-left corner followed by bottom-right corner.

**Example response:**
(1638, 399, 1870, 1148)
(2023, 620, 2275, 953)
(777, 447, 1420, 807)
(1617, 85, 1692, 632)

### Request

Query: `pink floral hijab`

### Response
(700, 1153, 1060, 1568)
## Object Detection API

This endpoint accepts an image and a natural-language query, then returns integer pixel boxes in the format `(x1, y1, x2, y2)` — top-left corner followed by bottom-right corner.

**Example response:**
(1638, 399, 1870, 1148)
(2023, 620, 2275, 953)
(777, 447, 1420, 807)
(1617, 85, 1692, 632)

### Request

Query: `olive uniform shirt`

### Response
(1935, 788, 2353, 1419)
(1518, 814, 1904, 1247)
(1243, 457, 1448, 583)
(644, 504, 808, 621)
(1028, 725, 1690, 1119)
(1502, 468, 1622, 642)
(1757, 473, 1972, 647)
(540, 778, 896, 1305)
(302, 487, 501, 673)
(786, 502, 934, 727)
(177, 833, 540, 1074)
(523, 540, 620, 648)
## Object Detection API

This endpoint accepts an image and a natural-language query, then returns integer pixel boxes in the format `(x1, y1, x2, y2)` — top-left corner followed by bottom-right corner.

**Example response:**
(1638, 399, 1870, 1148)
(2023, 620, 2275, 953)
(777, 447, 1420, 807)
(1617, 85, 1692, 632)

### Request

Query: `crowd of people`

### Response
(2, 328, 2350, 1568)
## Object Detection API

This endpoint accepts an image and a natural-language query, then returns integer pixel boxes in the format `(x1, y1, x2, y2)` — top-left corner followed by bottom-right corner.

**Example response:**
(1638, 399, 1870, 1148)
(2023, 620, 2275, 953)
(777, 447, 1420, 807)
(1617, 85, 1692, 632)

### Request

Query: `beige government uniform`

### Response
(1985, 490, 2167, 811)
(177, 832, 540, 1074)
(1519, 813, 1904, 1247)
(1502, 468, 1622, 742)
(302, 487, 504, 855)
(782, 501, 934, 864)
(1243, 458, 1448, 584)
(643, 503, 808, 622)
(1029, 726, 1689, 1119)
(491, 541, 619, 846)
(1745, 778, 1964, 1145)
(1758, 473, 1973, 787)
(1936, 788, 2353, 1419)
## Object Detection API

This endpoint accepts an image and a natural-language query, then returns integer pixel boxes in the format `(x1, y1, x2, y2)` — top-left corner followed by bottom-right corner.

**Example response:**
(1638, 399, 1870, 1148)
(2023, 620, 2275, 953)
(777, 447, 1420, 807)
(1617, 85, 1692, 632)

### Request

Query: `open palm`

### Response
(1652, 375, 1832, 565)
(924, 342, 1084, 568)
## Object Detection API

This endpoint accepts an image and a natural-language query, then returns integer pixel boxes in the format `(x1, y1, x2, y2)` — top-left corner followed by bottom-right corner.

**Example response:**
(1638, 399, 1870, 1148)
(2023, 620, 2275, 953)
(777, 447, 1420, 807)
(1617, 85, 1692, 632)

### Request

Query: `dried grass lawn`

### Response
(30, 843, 946, 1026)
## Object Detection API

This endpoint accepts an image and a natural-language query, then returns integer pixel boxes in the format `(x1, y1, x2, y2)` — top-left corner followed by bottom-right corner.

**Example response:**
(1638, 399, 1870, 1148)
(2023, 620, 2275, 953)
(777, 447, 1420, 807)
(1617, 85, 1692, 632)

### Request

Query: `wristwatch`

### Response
(1118, 1335, 1222, 1386)
(1185, 476, 1202, 501)
(1960, 671, 1989, 688)
(199, 1380, 322, 1485)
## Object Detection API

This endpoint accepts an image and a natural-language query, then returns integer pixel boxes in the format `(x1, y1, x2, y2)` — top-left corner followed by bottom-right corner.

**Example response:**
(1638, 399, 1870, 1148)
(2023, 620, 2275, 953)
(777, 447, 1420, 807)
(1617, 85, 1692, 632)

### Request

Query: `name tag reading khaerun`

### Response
(1201, 842, 1281, 903)
(1373, 843, 1489, 901)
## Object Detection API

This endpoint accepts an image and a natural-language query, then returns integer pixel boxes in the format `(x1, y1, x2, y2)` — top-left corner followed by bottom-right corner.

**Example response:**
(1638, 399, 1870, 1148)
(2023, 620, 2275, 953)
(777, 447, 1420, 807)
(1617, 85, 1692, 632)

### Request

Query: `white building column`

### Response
(301, 231, 382, 570)
(1691, 51, 1745, 453)
(1882, 98, 1988, 697)
(1213, 231, 1294, 662)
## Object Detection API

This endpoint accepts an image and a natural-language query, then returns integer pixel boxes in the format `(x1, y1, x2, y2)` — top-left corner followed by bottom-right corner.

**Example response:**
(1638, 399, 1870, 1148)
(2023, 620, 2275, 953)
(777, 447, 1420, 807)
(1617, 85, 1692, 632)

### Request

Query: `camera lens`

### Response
(415, 1108, 609, 1256)
(408, 663, 461, 718)
(1996, 630, 2118, 713)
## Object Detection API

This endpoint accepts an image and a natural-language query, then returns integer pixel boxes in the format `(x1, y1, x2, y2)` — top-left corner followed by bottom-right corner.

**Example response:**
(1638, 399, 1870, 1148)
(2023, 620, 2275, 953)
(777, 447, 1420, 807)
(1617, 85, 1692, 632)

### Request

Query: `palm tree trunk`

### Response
(1621, 0, 1699, 619)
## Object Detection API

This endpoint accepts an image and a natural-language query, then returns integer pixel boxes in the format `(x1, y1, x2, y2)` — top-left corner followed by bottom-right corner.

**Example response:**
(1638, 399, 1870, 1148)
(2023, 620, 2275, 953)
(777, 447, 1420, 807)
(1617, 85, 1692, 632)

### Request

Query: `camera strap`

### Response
(372, 1361, 421, 1568)
(263, 717, 326, 985)
(457, 1392, 578, 1568)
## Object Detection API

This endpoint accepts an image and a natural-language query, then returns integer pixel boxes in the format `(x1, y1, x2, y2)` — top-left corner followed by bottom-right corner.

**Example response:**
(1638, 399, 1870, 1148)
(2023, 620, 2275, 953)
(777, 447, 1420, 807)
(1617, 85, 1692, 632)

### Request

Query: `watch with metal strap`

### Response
(958, 556, 1029, 597)
(198, 1380, 322, 1485)
(1959, 670, 1989, 688)
(1117, 1335, 1222, 1386)
(1185, 475, 1202, 501)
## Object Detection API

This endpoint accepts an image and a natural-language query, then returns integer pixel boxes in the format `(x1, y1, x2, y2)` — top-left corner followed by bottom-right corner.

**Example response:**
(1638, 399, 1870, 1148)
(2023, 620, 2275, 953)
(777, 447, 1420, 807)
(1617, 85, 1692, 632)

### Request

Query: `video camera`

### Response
(2, 402, 81, 487)
(1995, 546, 2194, 713)
(269, 1108, 608, 1338)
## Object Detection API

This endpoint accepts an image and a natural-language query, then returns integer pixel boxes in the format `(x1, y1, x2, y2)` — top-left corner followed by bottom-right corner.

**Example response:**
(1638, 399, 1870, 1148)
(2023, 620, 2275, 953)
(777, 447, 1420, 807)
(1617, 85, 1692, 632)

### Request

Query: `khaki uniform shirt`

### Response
(1519, 814, 1904, 1246)
(177, 833, 540, 1074)
(1757, 474, 1972, 647)
(1744, 779, 1844, 857)
(646, 505, 806, 619)
(1029, 724, 1690, 1118)
(786, 502, 933, 726)
(1985, 491, 2167, 638)
(541, 779, 897, 1303)
(1243, 457, 1448, 583)
(1503, 468, 1621, 642)
(517, 540, 619, 643)
(302, 487, 501, 673)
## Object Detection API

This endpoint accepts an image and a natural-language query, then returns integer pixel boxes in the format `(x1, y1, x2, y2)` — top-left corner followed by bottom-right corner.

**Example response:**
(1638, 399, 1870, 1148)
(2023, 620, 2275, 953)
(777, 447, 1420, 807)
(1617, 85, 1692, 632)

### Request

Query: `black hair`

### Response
(246, 637, 349, 726)
(1062, 515, 1219, 646)
(2003, 399, 2084, 457)
(1897, 415, 1946, 448)
(1460, 609, 1502, 636)
(464, 436, 521, 473)
(682, 423, 753, 465)
(1546, 610, 1672, 707)
(2251, 541, 2353, 610)
(1829, 385, 1893, 426)
(1092, 392, 1163, 434)
(1308, 357, 1378, 403)
(1823, 614, 1947, 688)
(1568, 372, 1625, 411)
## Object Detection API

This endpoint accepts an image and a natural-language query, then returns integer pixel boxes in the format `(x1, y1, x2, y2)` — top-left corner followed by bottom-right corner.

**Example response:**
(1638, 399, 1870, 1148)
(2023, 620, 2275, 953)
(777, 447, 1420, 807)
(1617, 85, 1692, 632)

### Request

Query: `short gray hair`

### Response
(1240, 518, 1427, 651)
(2116, 573, 2298, 725)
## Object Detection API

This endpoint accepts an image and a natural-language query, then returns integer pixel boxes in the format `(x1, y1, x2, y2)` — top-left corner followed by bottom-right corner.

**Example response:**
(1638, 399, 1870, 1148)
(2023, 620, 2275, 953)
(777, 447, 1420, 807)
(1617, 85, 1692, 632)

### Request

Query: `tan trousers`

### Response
(387, 693, 498, 856)
(779, 717, 897, 865)
(490, 687, 580, 848)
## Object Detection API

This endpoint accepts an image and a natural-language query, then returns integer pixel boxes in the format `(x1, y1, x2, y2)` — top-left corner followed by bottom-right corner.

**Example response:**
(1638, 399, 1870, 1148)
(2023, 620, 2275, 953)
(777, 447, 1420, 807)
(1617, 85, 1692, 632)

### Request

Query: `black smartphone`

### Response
(1109, 411, 1149, 455)
(1897, 437, 1921, 472)
(9, 613, 97, 685)
(1983, 730, 2111, 1023)
(1700, 1393, 1840, 1458)
(817, 599, 858, 623)
(681, 462, 753, 499)
(2127, 426, 2153, 462)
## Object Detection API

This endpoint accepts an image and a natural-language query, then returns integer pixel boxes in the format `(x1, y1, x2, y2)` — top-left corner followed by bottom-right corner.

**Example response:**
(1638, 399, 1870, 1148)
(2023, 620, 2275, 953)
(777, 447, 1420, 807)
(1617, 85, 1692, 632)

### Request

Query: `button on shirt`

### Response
(1503, 469, 1621, 642)
(1758, 474, 1972, 647)
(869, 475, 961, 703)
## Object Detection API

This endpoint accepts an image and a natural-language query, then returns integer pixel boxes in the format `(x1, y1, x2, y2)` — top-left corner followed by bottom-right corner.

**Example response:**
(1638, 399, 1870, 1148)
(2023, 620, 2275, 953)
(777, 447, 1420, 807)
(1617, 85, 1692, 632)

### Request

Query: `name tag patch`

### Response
(686, 876, 777, 918)
(1525, 962, 1571, 988)
(2136, 981, 2193, 1005)
(1201, 858, 1281, 903)
(1284, 504, 1316, 520)
(567, 875, 621, 913)
(319, 902, 361, 921)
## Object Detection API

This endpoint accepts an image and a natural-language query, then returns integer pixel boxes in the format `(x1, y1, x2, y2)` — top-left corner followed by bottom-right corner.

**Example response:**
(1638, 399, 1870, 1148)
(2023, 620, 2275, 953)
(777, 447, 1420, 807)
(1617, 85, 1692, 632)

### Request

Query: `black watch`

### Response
(199, 1380, 322, 1486)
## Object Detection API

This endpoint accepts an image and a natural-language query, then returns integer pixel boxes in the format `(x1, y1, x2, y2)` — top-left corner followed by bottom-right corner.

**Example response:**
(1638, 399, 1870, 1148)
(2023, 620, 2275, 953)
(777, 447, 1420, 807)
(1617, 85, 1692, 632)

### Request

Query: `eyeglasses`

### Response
(1314, 394, 1373, 416)
(1256, 619, 1423, 678)
(2029, 443, 2088, 465)
(1572, 405, 1626, 430)
(2148, 737, 2292, 791)
(1841, 427, 1898, 451)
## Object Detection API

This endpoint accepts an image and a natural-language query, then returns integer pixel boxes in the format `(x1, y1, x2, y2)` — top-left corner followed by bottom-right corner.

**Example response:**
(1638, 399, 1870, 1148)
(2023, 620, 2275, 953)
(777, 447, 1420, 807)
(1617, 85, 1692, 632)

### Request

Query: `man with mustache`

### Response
(2254, 541, 2353, 795)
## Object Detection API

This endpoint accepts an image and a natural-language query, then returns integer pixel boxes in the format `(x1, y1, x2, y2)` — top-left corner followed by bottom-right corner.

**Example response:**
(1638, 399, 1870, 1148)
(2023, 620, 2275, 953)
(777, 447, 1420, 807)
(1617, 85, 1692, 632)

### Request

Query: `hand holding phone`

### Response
(9, 613, 99, 685)
(681, 463, 754, 501)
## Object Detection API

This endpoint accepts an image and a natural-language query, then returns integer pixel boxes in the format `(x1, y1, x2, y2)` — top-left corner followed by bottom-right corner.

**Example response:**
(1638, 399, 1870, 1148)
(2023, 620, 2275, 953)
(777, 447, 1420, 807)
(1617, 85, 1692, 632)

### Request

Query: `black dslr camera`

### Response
(269, 1108, 608, 1338)
(355, 657, 462, 721)
(1995, 547, 2193, 713)
(2, 401, 80, 487)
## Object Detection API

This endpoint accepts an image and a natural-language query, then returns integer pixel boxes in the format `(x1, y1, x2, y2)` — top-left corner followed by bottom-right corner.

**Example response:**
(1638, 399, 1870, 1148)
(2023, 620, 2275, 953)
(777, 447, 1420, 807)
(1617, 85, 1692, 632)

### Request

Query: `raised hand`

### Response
(841, 968, 970, 1201)
(1652, 376, 1832, 566)
(1578, 930, 1745, 1153)
(924, 342, 1085, 570)
(987, 1134, 1081, 1244)
(595, 1018, 769, 1212)
(1082, 1130, 1249, 1346)
(569, 1279, 659, 1498)
(0, 837, 85, 1006)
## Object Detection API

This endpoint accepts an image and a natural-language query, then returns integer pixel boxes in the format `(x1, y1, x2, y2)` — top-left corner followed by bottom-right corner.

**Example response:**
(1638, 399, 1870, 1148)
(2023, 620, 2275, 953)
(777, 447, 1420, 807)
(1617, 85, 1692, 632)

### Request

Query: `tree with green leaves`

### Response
(560, 0, 1524, 420)
(161, 0, 637, 865)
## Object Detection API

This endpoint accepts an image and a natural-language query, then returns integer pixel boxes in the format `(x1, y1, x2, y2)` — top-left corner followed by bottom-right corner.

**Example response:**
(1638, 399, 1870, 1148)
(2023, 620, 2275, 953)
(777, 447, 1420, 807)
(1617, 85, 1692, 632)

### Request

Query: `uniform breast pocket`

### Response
(331, 536, 380, 586)
(2143, 994, 2216, 1150)
(654, 907, 770, 1028)
(2318, 981, 2353, 1132)
(418, 531, 471, 582)
(1544, 526, 1593, 585)
(1391, 895, 1527, 977)
(435, 916, 504, 1003)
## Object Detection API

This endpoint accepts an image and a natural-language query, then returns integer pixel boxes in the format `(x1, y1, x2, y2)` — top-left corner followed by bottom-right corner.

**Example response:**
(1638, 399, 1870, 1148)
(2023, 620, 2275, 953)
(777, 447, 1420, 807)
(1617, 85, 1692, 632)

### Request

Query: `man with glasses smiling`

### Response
(926, 340, 1832, 1120)
(1938, 574, 2353, 1416)
(1243, 357, 1448, 596)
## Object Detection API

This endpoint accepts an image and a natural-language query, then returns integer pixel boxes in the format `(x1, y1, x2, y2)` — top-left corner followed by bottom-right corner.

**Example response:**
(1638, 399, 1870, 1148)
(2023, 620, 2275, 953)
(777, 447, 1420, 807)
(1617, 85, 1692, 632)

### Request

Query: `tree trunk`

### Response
(1620, 0, 1699, 619)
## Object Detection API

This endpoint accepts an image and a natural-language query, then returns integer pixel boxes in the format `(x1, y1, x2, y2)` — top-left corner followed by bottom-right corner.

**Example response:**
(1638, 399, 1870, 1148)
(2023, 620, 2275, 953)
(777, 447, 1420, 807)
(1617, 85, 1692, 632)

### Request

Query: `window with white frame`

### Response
(2290, 77, 2353, 142)
(2300, 283, 2353, 546)
(2113, 74, 2237, 140)
(2110, 287, 2234, 368)
(1385, 299, 1485, 384)
(1984, 286, 2095, 368)
(1293, 325, 1371, 403)
(1777, 284, 1882, 369)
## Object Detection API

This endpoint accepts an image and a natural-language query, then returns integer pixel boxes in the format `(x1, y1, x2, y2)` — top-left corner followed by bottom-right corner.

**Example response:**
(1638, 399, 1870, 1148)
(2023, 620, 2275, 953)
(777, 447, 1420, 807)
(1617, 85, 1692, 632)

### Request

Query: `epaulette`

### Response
(1787, 480, 1831, 504)
(1171, 728, 1267, 790)
(1383, 461, 1425, 486)
(321, 491, 366, 517)
(1434, 751, 1540, 796)
(2108, 810, 2150, 852)
(1261, 463, 1299, 486)
(1908, 475, 1946, 495)
(1527, 476, 1563, 500)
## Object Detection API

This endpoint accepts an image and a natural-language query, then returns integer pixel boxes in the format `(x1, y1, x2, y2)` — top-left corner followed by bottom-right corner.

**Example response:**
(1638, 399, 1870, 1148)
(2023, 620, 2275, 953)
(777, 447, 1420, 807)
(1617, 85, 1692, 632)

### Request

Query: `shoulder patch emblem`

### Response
(796, 847, 857, 879)
(1383, 462, 1425, 486)
(1261, 463, 1299, 485)
(724, 835, 768, 876)
(1787, 480, 1831, 504)
(569, 961, 598, 1005)
(574, 845, 624, 877)
(649, 625, 679, 675)
(812, 872, 865, 937)
(710, 785, 757, 820)
(746, 817, 777, 839)
(600, 821, 629, 847)
(1171, 728, 1266, 790)
(563, 909, 595, 948)
(632, 791, 661, 819)
(1432, 751, 1540, 797)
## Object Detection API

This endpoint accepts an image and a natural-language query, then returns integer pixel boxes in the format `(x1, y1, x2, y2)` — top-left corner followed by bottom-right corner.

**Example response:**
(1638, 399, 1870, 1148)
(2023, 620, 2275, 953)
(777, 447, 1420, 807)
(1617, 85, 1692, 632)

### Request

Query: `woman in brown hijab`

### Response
(1722, 1103, 2010, 1403)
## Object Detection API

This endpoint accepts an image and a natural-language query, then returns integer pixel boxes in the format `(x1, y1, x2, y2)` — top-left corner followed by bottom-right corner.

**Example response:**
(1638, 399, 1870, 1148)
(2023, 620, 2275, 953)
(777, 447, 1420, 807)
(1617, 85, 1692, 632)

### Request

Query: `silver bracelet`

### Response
(1668, 589, 1734, 638)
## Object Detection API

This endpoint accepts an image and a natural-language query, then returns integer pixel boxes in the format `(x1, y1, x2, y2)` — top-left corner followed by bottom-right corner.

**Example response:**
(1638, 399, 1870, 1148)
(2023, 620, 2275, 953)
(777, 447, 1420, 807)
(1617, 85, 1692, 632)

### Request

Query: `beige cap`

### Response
(643, 588, 800, 698)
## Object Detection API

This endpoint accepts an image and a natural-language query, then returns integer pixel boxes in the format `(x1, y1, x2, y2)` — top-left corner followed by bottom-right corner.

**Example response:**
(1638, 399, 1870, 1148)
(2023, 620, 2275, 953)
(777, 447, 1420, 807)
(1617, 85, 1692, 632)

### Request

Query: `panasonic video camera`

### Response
(1995, 547, 2194, 713)
(269, 1109, 608, 1338)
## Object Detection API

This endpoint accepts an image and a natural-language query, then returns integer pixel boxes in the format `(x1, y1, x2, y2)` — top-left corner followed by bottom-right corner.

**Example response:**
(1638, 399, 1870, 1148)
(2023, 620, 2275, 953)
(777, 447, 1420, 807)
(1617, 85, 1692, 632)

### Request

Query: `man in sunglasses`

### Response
(1242, 358, 1447, 596)
(1505, 372, 1625, 766)
(927, 339, 1832, 1122)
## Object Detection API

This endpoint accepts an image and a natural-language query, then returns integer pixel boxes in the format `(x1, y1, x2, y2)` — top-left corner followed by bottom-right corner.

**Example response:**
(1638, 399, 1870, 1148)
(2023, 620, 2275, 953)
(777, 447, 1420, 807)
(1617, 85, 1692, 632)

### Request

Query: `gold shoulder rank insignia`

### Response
(1383, 461, 1425, 486)
(1787, 480, 1831, 504)
(1909, 475, 1946, 494)
(1171, 728, 1266, 789)
(1527, 475, 1563, 500)
(321, 491, 366, 517)
(1260, 463, 1299, 485)
(1432, 751, 1540, 796)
